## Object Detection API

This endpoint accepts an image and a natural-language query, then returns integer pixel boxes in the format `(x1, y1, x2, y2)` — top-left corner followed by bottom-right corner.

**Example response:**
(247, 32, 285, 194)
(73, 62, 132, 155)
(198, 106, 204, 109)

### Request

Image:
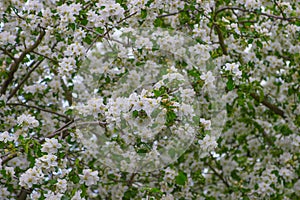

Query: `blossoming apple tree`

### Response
(0, 0, 300, 199)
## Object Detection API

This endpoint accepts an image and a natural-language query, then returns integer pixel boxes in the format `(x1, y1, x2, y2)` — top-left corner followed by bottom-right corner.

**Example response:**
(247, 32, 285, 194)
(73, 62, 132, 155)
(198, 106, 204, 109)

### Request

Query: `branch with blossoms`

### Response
(6, 59, 44, 101)
(14, 118, 76, 200)
(250, 92, 285, 118)
(0, 26, 46, 96)
(0, 1, 299, 199)
(214, 6, 300, 22)
(206, 160, 230, 188)
(210, 10, 287, 119)
(6, 102, 71, 120)
(0, 46, 15, 60)
(83, 11, 138, 53)
(1, 119, 75, 165)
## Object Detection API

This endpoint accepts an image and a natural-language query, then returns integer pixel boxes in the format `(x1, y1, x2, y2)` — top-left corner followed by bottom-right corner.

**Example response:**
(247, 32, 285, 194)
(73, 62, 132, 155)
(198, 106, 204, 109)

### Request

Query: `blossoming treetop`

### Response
(0, 0, 300, 199)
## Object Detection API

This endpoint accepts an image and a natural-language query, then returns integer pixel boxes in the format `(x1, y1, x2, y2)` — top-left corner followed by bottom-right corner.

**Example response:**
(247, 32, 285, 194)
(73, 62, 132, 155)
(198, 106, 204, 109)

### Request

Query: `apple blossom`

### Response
(41, 138, 62, 154)
(79, 169, 99, 186)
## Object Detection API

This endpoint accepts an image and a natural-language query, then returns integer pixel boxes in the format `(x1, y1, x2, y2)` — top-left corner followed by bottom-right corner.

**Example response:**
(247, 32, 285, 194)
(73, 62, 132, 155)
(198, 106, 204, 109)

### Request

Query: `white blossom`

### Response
(71, 190, 86, 200)
(79, 169, 99, 186)
(200, 71, 215, 85)
(19, 167, 44, 189)
(17, 114, 39, 129)
(200, 118, 211, 130)
(41, 138, 62, 154)
(0, 131, 16, 143)
(224, 63, 242, 78)
(198, 135, 218, 151)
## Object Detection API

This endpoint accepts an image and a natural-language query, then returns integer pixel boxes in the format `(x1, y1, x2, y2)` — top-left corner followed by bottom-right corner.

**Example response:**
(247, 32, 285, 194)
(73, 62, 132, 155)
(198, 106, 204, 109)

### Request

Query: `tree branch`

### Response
(1, 119, 75, 165)
(13, 119, 74, 200)
(7, 59, 44, 101)
(214, 23, 228, 55)
(6, 102, 70, 120)
(206, 162, 230, 188)
(157, 10, 186, 18)
(60, 79, 73, 106)
(17, 188, 32, 200)
(215, 6, 300, 22)
(0, 47, 16, 61)
(32, 51, 58, 64)
(212, 7, 286, 118)
(250, 92, 285, 118)
(83, 11, 137, 53)
(0, 27, 45, 96)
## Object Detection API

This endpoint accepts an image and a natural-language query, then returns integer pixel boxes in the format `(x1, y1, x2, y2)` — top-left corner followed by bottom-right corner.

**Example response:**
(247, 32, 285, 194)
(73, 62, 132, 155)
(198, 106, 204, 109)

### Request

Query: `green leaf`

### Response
(166, 110, 176, 126)
(168, 148, 176, 159)
(68, 23, 76, 31)
(69, 171, 80, 184)
(153, 18, 164, 27)
(64, 109, 73, 116)
(80, 18, 88, 26)
(132, 110, 139, 118)
(226, 77, 235, 91)
(83, 34, 92, 45)
(275, 124, 293, 136)
(256, 40, 263, 49)
(149, 187, 163, 194)
(258, 88, 264, 102)
(141, 9, 147, 19)
(175, 171, 187, 185)
(123, 188, 138, 200)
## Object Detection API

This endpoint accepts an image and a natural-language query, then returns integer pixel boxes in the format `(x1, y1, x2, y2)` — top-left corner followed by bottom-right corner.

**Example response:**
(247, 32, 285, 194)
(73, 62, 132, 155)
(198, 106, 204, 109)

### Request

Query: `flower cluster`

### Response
(17, 114, 39, 130)
(41, 138, 62, 154)
(19, 167, 44, 189)
(79, 169, 99, 186)
(224, 62, 242, 78)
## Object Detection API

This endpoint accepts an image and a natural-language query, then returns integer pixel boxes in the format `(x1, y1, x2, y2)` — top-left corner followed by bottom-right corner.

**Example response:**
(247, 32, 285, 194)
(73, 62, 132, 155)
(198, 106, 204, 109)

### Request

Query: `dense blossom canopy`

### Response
(0, 0, 300, 199)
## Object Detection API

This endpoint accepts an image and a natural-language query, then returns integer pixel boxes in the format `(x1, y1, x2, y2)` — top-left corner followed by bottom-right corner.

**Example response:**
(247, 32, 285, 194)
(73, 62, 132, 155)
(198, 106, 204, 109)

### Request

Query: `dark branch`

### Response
(1, 119, 75, 164)
(0, 47, 16, 60)
(0, 28, 45, 96)
(13, 119, 74, 200)
(214, 24, 228, 55)
(17, 188, 32, 200)
(84, 11, 137, 53)
(206, 162, 230, 188)
(32, 51, 58, 64)
(6, 102, 70, 120)
(215, 6, 300, 22)
(7, 59, 44, 101)
(250, 92, 285, 118)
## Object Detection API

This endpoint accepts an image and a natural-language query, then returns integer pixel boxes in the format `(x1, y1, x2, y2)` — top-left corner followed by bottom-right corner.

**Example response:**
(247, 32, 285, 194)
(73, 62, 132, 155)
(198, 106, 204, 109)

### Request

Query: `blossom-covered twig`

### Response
(0, 27, 45, 96)
(6, 102, 71, 120)
(7, 59, 44, 101)
(215, 6, 300, 22)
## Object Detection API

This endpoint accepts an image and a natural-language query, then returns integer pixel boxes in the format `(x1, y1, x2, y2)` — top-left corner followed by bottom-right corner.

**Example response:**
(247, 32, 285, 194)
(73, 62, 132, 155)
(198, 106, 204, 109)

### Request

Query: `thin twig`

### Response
(206, 162, 230, 188)
(273, 0, 287, 20)
(0, 47, 16, 60)
(7, 59, 44, 101)
(84, 11, 138, 53)
(250, 92, 285, 118)
(41, 119, 75, 141)
(32, 51, 58, 64)
(215, 6, 300, 22)
(157, 10, 186, 18)
(1, 119, 75, 164)
(214, 23, 228, 55)
(6, 102, 70, 120)
(0, 27, 45, 96)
